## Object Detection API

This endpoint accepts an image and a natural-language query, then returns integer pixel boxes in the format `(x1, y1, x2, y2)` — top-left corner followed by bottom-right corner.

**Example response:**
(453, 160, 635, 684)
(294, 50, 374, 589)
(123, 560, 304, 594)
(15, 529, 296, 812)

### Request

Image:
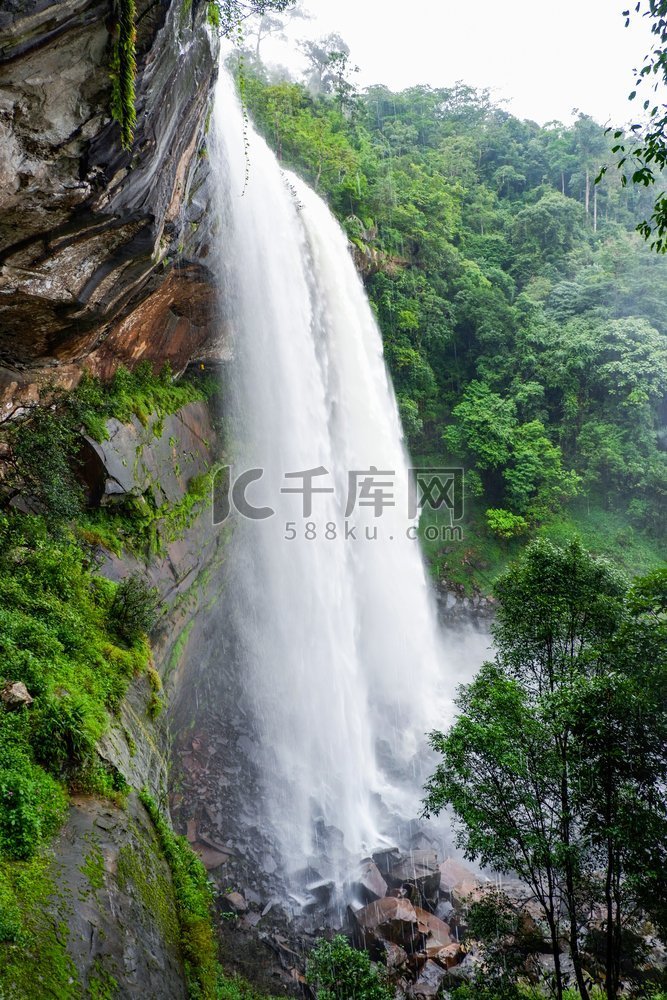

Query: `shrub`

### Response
(10, 404, 83, 521)
(0, 744, 67, 860)
(485, 507, 529, 540)
(109, 575, 161, 644)
(306, 935, 393, 1000)
(31, 694, 97, 776)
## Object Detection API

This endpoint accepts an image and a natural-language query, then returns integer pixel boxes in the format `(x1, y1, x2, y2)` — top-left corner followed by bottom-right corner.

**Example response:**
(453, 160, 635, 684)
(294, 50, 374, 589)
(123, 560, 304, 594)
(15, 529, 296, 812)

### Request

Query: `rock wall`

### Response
(0, 0, 222, 418)
(2, 398, 228, 998)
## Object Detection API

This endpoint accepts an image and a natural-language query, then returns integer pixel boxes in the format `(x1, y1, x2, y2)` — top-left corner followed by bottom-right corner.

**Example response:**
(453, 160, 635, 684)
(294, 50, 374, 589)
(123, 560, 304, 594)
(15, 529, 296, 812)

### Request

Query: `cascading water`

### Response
(210, 68, 459, 875)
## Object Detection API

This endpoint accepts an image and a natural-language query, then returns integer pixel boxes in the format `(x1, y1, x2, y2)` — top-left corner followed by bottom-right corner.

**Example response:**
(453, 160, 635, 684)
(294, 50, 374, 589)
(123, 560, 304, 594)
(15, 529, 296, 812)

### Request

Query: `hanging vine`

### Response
(109, 0, 138, 151)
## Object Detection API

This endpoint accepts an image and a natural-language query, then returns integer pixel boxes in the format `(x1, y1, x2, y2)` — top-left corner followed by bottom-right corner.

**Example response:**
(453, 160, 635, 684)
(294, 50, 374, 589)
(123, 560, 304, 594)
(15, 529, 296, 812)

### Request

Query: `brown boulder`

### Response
(414, 907, 453, 957)
(353, 896, 423, 952)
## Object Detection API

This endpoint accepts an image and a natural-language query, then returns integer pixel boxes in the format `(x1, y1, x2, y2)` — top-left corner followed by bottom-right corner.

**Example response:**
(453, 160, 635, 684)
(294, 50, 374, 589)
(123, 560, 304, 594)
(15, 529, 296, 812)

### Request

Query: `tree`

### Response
(208, 0, 295, 37)
(246, 3, 310, 63)
(306, 935, 393, 1000)
(608, 2, 667, 250)
(424, 540, 667, 999)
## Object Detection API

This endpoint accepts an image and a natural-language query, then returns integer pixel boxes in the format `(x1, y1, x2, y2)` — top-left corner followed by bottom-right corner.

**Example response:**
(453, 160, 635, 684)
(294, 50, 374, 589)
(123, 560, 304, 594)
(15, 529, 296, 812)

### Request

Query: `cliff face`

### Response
(0, 0, 220, 418)
(0, 3, 228, 995)
(0, 398, 227, 998)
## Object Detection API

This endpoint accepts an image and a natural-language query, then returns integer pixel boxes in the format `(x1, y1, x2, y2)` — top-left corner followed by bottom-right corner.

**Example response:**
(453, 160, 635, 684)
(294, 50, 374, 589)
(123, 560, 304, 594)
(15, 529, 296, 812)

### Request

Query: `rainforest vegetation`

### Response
(236, 42, 667, 585)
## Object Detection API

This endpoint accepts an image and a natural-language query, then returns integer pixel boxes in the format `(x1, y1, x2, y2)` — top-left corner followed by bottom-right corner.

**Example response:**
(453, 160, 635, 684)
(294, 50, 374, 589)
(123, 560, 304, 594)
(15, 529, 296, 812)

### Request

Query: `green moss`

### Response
(87, 960, 119, 1000)
(80, 841, 106, 897)
(109, 0, 137, 151)
(73, 363, 211, 444)
(116, 836, 180, 954)
(0, 853, 81, 998)
(146, 667, 164, 719)
(77, 463, 219, 563)
(165, 621, 194, 682)
(139, 791, 219, 998)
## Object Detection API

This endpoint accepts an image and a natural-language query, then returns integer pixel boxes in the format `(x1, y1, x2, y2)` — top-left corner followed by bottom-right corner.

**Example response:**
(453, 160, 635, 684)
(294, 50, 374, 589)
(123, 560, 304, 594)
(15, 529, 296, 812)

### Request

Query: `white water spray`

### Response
(211, 70, 457, 869)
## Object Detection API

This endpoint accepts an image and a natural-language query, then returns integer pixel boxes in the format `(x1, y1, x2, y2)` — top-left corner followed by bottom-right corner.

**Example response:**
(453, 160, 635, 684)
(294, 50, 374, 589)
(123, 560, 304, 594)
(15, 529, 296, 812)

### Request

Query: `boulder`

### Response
(433, 941, 465, 969)
(388, 851, 441, 908)
(414, 907, 453, 958)
(354, 859, 388, 903)
(439, 857, 480, 892)
(224, 892, 248, 914)
(371, 846, 401, 875)
(305, 879, 335, 906)
(411, 959, 447, 997)
(384, 941, 408, 970)
(1, 680, 33, 708)
(353, 896, 424, 952)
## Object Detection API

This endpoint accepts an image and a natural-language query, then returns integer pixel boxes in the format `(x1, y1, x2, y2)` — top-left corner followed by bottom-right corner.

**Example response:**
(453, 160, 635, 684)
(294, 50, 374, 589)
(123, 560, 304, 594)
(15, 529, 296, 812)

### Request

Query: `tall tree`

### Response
(424, 541, 667, 999)
(609, 1, 667, 249)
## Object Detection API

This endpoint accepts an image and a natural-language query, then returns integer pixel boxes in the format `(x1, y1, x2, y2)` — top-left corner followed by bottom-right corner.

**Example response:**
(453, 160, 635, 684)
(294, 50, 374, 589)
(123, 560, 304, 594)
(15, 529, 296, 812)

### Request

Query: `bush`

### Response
(10, 404, 83, 521)
(485, 507, 529, 540)
(0, 743, 67, 860)
(306, 935, 393, 1000)
(109, 575, 161, 644)
(31, 694, 97, 776)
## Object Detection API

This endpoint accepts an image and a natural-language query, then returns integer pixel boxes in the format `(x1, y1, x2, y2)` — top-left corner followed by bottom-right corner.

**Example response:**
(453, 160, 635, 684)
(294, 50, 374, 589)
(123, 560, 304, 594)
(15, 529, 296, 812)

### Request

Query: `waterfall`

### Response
(210, 69, 456, 872)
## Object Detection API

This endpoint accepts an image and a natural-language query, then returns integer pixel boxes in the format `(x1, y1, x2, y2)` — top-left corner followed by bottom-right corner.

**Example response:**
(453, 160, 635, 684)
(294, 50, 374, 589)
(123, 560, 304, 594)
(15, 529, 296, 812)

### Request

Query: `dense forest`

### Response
(235, 43, 667, 584)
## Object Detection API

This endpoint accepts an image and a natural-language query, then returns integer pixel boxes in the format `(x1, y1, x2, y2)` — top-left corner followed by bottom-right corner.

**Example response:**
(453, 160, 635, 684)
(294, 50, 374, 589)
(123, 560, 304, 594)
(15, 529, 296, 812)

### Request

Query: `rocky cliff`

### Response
(0, 0, 220, 419)
(0, 2, 229, 995)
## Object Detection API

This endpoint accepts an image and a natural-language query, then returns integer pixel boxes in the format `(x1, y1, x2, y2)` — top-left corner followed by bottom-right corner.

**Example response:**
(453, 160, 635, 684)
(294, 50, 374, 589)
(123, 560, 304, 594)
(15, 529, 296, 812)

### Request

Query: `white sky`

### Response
(260, 0, 665, 126)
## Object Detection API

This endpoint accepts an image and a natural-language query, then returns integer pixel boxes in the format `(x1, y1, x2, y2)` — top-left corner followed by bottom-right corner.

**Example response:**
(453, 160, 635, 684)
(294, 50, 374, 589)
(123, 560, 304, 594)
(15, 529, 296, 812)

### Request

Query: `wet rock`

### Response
(224, 892, 249, 914)
(433, 941, 465, 969)
(353, 897, 424, 952)
(414, 907, 453, 958)
(435, 899, 455, 923)
(384, 941, 408, 970)
(261, 853, 277, 875)
(371, 846, 401, 875)
(388, 851, 441, 909)
(439, 857, 478, 892)
(1, 680, 33, 708)
(305, 880, 335, 906)
(411, 959, 447, 997)
(354, 859, 388, 903)
(193, 843, 229, 871)
(0, 0, 219, 386)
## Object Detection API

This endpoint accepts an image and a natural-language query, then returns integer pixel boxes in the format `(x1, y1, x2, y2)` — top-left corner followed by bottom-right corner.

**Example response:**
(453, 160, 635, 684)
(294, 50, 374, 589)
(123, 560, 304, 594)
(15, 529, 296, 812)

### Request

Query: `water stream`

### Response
(210, 69, 465, 876)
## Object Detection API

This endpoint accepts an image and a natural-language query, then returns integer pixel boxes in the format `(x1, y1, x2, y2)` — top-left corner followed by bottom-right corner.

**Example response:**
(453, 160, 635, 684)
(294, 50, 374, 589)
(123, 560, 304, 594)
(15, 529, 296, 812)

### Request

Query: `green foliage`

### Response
(306, 935, 393, 1000)
(424, 540, 667, 999)
(207, 0, 294, 38)
(109, 574, 161, 645)
(72, 362, 208, 441)
(110, 0, 137, 151)
(606, 2, 667, 250)
(0, 510, 152, 859)
(485, 507, 529, 540)
(240, 66, 667, 550)
(140, 791, 220, 999)
(0, 734, 67, 860)
(10, 403, 84, 521)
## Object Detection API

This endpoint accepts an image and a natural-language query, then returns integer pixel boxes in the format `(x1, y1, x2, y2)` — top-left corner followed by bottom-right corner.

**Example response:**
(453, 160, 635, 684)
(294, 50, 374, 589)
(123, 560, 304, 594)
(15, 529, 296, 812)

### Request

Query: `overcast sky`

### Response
(260, 0, 664, 126)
